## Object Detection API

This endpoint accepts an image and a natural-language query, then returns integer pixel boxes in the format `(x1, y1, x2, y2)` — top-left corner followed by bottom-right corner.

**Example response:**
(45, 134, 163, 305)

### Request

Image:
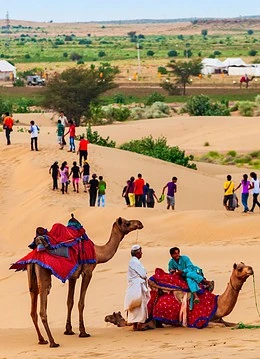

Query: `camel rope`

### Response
(252, 273, 260, 318)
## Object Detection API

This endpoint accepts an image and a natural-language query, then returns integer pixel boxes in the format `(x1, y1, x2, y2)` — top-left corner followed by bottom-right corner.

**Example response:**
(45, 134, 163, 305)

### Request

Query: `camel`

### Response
(27, 217, 143, 347)
(240, 75, 255, 88)
(147, 262, 254, 328)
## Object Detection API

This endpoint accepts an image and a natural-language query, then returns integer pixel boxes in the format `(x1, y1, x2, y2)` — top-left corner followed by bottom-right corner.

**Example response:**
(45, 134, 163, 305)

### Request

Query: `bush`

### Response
(158, 66, 168, 75)
(113, 93, 126, 104)
(147, 50, 155, 57)
(161, 81, 181, 95)
(120, 136, 196, 169)
(70, 52, 82, 61)
(13, 78, 25, 87)
(238, 101, 254, 116)
(146, 92, 165, 105)
(102, 105, 131, 122)
(248, 49, 258, 56)
(85, 124, 116, 147)
(185, 95, 230, 116)
(98, 51, 106, 57)
(168, 50, 178, 57)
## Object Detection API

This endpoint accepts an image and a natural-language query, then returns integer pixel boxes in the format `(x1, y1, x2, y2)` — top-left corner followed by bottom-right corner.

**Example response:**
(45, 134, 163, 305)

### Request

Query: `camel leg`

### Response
(212, 318, 237, 327)
(78, 272, 92, 337)
(64, 278, 77, 335)
(36, 266, 59, 348)
(27, 265, 48, 345)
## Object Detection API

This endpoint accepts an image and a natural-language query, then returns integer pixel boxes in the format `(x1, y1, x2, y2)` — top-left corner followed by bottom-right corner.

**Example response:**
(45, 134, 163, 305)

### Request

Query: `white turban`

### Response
(131, 244, 141, 251)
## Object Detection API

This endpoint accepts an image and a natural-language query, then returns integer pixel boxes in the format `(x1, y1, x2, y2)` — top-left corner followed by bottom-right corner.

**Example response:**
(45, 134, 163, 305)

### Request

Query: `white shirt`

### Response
(30, 124, 39, 138)
(251, 178, 260, 194)
(59, 115, 68, 127)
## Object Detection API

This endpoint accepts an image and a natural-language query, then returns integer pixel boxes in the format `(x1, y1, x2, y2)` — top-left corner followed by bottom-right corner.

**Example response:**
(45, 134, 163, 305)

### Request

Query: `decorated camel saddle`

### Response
(10, 214, 96, 282)
(147, 268, 218, 329)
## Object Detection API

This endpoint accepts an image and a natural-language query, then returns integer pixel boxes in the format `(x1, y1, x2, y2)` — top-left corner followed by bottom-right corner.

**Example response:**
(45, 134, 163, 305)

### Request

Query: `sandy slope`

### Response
(1, 115, 260, 359)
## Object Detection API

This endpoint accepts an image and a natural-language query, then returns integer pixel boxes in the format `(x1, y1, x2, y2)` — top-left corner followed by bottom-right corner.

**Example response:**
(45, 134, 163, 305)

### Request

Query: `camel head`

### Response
(231, 262, 254, 287)
(115, 217, 143, 236)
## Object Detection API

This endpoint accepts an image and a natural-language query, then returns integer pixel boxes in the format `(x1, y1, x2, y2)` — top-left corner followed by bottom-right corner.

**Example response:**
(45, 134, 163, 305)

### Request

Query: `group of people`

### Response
(122, 175, 178, 210)
(49, 159, 106, 207)
(124, 245, 213, 331)
(223, 172, 260, 213)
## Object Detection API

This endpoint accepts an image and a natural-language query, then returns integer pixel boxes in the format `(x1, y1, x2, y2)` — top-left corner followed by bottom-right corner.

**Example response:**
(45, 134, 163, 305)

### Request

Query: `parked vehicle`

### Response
(26, 75, 45, 86)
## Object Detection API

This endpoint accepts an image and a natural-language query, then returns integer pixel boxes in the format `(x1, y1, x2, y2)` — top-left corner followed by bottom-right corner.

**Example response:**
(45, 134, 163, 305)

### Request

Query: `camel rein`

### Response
(252, 273, 260, 318)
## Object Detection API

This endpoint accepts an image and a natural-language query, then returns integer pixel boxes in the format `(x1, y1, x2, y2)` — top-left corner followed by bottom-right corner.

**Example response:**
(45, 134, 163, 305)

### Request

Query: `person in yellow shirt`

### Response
(223, 175, 235, 210)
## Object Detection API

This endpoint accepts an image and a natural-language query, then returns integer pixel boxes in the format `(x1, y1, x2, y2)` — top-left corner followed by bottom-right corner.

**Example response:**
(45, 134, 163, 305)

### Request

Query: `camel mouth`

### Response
(136, 222, 144, 230)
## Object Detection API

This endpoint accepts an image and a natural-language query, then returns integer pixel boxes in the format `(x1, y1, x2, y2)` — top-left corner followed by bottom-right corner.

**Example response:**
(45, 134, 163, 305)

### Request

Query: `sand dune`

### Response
(1, 115, 260, 358)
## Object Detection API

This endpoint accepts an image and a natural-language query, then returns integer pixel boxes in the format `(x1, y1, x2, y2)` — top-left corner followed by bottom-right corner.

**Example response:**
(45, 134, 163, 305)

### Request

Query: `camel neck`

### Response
(94, 222, 124, 264)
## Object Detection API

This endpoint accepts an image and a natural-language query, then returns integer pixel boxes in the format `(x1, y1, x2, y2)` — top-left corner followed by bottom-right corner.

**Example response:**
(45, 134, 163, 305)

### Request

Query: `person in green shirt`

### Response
(98, 176, 106, 207)
(56, 119, 65, 150)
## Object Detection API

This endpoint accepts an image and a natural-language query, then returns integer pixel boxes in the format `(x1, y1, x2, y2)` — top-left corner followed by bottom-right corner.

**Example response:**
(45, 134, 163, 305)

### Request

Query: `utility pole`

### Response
(5, 11, 11, 47)
(137, 42, 141, 76)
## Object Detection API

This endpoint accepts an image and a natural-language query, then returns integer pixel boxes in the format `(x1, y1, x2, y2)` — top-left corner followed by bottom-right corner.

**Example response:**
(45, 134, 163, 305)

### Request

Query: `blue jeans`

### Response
(241, 193, 249, 211)
(69, 137, 75, 151)
(98, 194, 105, 207)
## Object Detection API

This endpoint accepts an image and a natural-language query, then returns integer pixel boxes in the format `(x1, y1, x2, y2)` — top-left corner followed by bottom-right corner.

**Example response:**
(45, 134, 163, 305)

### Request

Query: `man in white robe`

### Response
(124, 245, 151, 331)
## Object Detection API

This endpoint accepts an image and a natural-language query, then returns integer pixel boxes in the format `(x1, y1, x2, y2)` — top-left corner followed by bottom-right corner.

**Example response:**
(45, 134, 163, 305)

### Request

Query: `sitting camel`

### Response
(147, 262, 253, 328)
(240, 75, 255, 88)
(25, 217, 143, 347)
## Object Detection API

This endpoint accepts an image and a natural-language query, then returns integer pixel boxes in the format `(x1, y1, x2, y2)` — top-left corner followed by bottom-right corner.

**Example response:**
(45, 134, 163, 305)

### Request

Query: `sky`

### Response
(2, 0, 260, 23)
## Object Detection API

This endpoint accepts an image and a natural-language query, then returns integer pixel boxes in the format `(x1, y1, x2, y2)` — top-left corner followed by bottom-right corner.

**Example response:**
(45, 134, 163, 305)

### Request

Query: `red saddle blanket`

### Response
(148, 268, 218, 329)
(10, 223, 96, 283)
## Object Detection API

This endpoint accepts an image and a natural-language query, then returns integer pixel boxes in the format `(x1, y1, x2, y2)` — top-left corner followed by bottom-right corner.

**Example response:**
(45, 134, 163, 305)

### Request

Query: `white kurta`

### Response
(124, 257, 150, 324)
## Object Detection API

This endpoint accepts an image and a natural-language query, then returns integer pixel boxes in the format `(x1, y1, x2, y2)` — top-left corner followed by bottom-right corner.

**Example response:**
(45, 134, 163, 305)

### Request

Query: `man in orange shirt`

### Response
(3, 112, 14, 145)
(134, 173, 145, 207)
(77, 135, 89, 166)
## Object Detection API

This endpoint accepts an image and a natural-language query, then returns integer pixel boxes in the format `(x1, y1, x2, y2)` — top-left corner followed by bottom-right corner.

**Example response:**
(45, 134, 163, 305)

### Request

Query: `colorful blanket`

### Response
(148, 268, 218, 329)
(10, 223, 96, 283)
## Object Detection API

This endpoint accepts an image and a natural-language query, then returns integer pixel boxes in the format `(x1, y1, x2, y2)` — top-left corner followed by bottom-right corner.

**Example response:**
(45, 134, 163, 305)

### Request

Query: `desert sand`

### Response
(1, 113, 260, 359)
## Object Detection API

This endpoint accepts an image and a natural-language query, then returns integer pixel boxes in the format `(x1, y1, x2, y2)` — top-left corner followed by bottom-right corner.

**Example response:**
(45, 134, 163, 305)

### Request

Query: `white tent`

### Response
(229, 64, 260, 76)
(222, 58, 248, 68)
(0, 60, 16, 81)
(201, 58, 224, 75)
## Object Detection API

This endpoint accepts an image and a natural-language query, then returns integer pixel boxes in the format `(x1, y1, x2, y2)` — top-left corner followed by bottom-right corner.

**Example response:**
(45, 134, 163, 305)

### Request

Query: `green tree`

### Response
(43, 65, 118, 125)
(247, 29, 254, 35)
(166, 60, 202, 95)
(201, 29, 208, 37)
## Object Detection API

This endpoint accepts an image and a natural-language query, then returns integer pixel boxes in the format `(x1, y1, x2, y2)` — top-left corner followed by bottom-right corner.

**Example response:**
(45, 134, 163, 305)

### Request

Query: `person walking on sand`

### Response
(64, 120, 76, 153)
(162, 177, 177, 210)
(49, 161, 59, 190)
(234, 174, 252, 213)
(146, 183, 159, 208)
(223, 175, 235, 211)
(88, 173, 99, 206)
(81, 160, 90, 193)
(134, 173, 145, 207)
(3, 112, 14, 145)
(249, 172, 260, 212)
(127, 176, 135, 207)
(97, 175, 106, 207)
(168, 247, 214, 304)
(59, 161, 69, 194)
(58, 111, 68, 128)
(69, 161, 81, 193)
(124, 245, 152, 331)
(57, 119, 65, 150)
(122, 180, 131, 207)
(28, 120, 39, 151)
(77, 135, 89, 166)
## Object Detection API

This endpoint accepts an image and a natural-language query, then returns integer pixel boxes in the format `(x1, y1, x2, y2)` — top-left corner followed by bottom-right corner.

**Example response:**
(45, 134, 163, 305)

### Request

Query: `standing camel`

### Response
(240, 75, 255, 88)
(26, 217, 143, 347)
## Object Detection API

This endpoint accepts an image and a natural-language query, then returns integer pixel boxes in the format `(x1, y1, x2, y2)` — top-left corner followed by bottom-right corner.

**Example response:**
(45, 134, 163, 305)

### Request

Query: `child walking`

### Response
(98, 176, 106, 207)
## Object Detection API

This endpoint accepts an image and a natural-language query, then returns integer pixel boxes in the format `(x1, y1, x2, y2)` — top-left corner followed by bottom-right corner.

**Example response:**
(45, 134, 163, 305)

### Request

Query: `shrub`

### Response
(113, 93, 126, 104)
(146, 92, 165, 105)
(161, 81, 181, 95)
(120, 135, 196, 169)
(63, 52, 68, 58)
(98, 51, 106, 57)
(102, 105, 131, 122)
(13, 78, 25, 87)
(147, 50, 155, 57)
(185, 95, 230, 116)
(158, 66, 168, 75)
(70, 52, 82, 61)
(204, 141, 210, 146)
(85, 124, 116, 147)
(168, 50, 178, 57)
(238, 101, 254, 116)
(248, 49, 258, 56)
(247, 30, 254, 35)
(227, 150, 237, 157)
